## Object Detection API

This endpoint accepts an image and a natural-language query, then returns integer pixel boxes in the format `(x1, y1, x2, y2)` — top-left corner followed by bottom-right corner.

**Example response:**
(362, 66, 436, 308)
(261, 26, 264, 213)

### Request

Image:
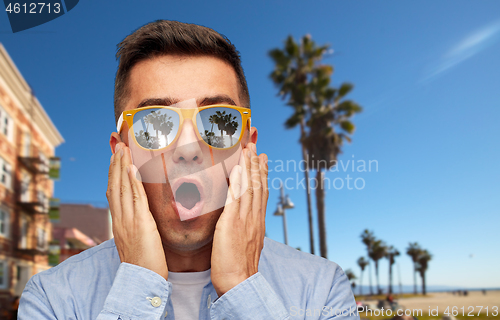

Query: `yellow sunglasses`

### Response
(117, 104, 251, 151)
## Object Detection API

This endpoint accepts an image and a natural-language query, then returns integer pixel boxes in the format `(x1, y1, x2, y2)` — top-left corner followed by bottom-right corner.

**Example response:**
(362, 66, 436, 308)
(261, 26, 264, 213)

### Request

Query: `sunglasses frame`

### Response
(117, 104, 251, 151)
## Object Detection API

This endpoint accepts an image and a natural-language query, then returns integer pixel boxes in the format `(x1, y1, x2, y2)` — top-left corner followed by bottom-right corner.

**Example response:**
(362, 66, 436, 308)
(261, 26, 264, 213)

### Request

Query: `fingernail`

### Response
(110, 154, 114, 164)
(133, 166, 142, 182)
(126, 166, 130, 173)
(238, 165, 242, 174)
(247, 150, 251, 158)
(120, 149, 124, 157)
(115, 144, 122, 152)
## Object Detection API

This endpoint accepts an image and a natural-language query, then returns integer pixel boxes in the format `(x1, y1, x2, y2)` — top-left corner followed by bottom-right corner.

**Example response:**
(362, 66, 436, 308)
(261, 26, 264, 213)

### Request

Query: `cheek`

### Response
(211, 145, 242, 176)
(142, 183, 174, 210)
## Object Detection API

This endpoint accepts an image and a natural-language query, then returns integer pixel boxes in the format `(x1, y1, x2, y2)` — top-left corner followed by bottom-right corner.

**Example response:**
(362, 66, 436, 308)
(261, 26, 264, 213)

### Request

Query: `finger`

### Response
(238, 147, 253, 219)
(127, 164, 152, 225)
(236, 147, 249, 196)
(120, 146, 134, 222)
(259, 153, 269, 231)
(222, 164, 242, 222)
(107, 143, 124, 221)
(250, 146, 262, 222)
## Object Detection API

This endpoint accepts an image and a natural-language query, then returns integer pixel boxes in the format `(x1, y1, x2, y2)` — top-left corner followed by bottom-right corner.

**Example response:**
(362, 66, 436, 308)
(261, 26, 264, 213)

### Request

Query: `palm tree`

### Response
(368, 239, 388, 295)
(345, 269, 357, 289)
(406, 242, 421, 295)
(144, 111, 173, 145)
(158, 113, 174, 144)
(345, 269, 356, 281)
(223, 113, 238, 144)
(215, 110, 227, 138)
(357, 256, 369, 296)
(208, 114, 217, 133)
(269, 35, 329, 255)
(270, 35, 362, 259)
(416, 249, 432, 295)
(385, 245, 400, 295)
(360, 229, 375, 295)
(302, 65, 362, 259)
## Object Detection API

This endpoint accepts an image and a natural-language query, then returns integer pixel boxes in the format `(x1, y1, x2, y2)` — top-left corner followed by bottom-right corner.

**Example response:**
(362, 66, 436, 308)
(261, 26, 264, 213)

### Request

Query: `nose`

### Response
(172, 119, 203, 164)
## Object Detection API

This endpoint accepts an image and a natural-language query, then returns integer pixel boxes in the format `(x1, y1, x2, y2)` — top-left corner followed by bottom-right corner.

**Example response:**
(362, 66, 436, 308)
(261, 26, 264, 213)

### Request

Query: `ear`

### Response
(109, 132, 123, 154)
(248, 126, 257, 145)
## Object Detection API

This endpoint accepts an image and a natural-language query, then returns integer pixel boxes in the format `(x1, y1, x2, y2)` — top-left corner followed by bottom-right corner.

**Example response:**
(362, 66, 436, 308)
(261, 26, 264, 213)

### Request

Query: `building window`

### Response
(23, 132, 31, 157)
(20, 172, 31, 202)
(19, 215, 28, 249)
(0, 207, 9, 238)
(39, 152, 48, 173)
(0, 260, 7, 289)
(0, 105, 14, 142)
(0, 157, 12, 189)
(37, 190, 48, 212)
(37, 227, 47, 251)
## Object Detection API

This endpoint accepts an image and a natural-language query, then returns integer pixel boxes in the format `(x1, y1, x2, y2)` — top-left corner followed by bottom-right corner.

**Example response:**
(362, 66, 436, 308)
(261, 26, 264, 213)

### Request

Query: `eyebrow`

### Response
(137, 95, 237, 109)
(199, 95, 237, 107)
(137, 97, 180, 108)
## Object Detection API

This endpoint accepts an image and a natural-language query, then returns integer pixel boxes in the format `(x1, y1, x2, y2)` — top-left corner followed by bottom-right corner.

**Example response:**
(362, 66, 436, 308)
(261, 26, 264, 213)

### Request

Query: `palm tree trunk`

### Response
(388, 263, 393, 294)
(413, 263, 417, 294)
(375, 260, 380, 295)
(315, 170, 327, 258)
(300, 120, 315, 255)
(421, 272, 426, 295)
(368, 255, 373, 295)
(359, 270, 363, 296)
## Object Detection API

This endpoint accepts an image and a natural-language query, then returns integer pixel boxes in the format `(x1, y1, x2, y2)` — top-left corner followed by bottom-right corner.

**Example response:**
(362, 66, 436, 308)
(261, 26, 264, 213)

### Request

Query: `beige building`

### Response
(0, 43, 64, 315)
(51, 204, 112, 264)
(55, 204, 112, 245)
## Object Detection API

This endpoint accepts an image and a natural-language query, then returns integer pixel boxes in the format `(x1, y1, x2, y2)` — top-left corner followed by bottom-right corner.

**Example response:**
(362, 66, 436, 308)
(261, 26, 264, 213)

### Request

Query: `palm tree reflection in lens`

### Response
(134, 109, 176, 149)
(199, 109, 240, 149)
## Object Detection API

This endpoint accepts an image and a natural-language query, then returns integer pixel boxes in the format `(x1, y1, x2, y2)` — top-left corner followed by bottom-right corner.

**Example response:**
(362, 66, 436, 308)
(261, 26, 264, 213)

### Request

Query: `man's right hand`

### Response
(106, 142, 169, 280)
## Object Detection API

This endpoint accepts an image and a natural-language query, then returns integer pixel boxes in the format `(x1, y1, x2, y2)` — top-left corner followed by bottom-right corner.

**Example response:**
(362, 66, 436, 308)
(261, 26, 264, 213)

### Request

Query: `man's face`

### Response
(117, 55, 252, 253)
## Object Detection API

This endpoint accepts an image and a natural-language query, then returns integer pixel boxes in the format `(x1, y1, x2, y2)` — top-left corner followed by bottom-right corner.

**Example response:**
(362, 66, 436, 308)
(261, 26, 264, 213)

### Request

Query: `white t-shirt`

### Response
(168, 269, 211, 320)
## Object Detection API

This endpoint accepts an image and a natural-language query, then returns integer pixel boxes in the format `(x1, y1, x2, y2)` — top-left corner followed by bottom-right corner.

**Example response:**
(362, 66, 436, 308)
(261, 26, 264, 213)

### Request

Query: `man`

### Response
(19, 20, 358, 320)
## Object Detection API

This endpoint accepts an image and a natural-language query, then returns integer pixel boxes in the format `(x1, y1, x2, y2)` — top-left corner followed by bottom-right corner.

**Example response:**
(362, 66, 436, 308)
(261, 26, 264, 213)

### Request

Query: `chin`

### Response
(161, 210, 222, 252)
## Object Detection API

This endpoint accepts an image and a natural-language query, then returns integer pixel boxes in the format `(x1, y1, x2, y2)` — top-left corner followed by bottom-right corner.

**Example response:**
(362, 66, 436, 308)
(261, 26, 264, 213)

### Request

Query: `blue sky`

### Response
(1, 0, 499, 289)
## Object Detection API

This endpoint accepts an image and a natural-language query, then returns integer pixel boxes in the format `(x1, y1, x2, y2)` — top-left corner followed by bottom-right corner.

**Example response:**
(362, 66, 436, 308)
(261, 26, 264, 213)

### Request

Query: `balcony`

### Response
(16, 233, 49, 256)
(17, 197, 49, 215)
(16, 247, 48, 255)
(18, 156, 49, 175)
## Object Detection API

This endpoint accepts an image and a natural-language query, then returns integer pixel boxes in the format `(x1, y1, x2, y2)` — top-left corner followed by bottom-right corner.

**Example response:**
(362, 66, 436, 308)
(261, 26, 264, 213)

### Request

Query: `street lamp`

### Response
(273, 182, 294, 245)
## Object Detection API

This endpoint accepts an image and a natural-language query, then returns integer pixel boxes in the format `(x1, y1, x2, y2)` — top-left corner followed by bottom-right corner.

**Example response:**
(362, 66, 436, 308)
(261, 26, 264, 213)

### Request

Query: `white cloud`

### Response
(423, 20, 500, 82)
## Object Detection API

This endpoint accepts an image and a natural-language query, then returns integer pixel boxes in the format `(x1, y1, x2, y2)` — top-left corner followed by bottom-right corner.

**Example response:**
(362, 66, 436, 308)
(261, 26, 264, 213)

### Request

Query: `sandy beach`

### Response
(364, 291, 499, 316)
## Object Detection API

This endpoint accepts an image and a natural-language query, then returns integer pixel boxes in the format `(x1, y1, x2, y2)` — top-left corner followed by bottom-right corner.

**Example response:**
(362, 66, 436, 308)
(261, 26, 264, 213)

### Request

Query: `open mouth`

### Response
(176, 183, 200, 209)
(172, 179, 205, 221)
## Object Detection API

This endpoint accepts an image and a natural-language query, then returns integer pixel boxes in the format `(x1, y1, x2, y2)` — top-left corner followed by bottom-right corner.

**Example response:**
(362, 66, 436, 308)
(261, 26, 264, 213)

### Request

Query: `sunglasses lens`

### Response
(132, 108, 180, 150)
(196, 107, 243, 148)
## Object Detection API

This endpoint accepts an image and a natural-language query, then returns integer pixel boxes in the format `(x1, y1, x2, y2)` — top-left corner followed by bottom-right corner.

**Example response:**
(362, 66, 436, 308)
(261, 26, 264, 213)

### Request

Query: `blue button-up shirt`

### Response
(19, 237, 359, 319)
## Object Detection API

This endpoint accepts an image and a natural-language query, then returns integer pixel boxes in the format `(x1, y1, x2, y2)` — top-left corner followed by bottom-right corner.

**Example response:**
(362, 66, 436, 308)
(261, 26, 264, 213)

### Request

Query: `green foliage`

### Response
(345, 269, 357, 281)
(338, 82, 353, 99)
(386, 245, 400, 265)
(361, 229, 375, 249)
(369, 240, 388, 262)
(416, 249, 432, 275)
(357, 256, 369, 271)
(407, 242, 422, 263)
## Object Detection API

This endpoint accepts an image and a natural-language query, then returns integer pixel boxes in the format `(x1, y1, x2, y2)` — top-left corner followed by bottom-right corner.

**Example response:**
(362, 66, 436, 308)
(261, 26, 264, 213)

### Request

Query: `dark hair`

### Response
(114, 20, 250, 123)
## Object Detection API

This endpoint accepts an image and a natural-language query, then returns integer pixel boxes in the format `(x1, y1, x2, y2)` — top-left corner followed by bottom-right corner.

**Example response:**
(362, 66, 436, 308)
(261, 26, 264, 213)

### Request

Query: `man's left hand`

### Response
(211, 143, 269, 296)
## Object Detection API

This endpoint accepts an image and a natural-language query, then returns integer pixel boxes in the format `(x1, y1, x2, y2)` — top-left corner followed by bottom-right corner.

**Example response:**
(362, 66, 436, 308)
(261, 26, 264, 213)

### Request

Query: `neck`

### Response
(163, 241, 212, 272)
